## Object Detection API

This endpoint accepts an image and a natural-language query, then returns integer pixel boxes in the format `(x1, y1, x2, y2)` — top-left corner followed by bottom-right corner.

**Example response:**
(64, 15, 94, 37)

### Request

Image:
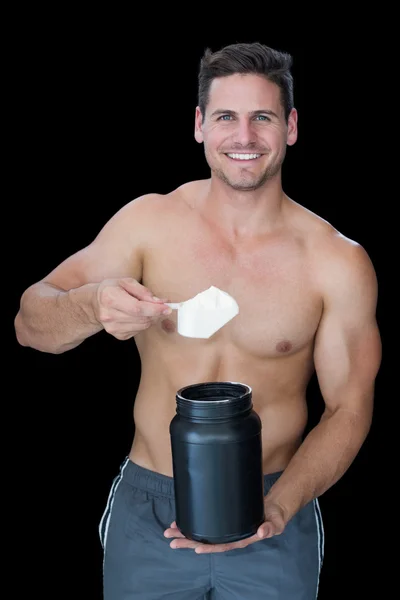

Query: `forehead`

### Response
(206, 73, 282, 114)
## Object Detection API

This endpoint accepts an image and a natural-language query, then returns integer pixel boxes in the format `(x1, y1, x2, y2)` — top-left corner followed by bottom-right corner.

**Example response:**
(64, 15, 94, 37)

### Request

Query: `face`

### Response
(194, 74, 297, 191)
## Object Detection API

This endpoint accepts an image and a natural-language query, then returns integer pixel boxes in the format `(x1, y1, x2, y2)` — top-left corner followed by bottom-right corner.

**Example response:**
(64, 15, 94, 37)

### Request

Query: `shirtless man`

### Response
(14, 42, 382, 599)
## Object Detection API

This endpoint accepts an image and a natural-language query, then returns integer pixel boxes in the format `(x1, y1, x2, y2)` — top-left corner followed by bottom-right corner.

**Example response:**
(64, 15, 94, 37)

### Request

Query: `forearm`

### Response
(267, 405, 372, 523)
(15, 282, 103, 353)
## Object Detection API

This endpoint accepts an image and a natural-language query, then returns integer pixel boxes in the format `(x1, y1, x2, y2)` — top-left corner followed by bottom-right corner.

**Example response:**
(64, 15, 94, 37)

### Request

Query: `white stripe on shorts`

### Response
(99, 457, 129, 549)
(313, 498, 325, 598)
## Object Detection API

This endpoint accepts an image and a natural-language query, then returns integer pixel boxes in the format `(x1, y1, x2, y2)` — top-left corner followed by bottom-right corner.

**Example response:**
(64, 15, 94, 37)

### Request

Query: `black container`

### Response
(169, 381, 265, 544)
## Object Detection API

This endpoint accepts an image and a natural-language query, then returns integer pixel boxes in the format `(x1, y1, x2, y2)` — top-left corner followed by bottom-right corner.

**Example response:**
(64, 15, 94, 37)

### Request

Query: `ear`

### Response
(286, 108, 298, 146)
(194, 106, 204, 143)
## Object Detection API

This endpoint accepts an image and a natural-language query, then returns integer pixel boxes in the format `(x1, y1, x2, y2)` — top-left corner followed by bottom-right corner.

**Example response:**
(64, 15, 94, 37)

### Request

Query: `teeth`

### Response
(227, 153, 261, 160)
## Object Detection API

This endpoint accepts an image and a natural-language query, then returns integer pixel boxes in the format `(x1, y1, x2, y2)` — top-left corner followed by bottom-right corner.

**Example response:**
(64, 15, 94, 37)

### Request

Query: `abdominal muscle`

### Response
(128, 337, 313, 477)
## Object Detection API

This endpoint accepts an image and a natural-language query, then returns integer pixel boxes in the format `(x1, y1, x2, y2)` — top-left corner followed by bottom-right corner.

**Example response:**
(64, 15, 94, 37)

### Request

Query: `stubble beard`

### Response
(207, 150, 286, 192)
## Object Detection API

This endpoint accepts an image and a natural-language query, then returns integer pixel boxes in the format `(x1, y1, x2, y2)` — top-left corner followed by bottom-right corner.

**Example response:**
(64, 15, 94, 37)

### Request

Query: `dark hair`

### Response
(198, 42, 294, 122)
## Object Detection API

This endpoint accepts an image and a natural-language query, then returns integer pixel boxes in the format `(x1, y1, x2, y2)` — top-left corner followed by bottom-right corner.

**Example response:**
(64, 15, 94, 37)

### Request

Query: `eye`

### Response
(218, 115, 232, 121)
(255, 115, 270, 121)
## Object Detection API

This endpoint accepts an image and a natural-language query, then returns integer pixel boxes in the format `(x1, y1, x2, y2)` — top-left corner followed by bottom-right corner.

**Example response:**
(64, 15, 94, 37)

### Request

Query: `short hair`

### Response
(198, 42, 294, 122)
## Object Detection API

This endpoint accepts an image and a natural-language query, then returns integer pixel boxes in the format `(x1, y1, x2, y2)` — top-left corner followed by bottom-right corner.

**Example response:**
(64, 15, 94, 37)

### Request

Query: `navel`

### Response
(161, 319, 176, 334)
(276, 340, 292, 353)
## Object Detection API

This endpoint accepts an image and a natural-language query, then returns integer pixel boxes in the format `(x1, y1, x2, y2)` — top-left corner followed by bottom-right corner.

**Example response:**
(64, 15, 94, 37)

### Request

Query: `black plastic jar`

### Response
(169, 381, 265, 544)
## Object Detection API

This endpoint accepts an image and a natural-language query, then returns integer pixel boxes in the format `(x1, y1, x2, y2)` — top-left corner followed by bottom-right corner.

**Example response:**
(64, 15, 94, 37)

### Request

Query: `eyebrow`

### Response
(210, 109, 279, 119)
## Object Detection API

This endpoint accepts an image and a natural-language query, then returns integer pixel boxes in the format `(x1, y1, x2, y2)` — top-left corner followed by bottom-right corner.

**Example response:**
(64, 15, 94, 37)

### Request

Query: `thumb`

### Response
(257, 522, 274, 539)
(119, 278, 168, 302)
(257, 509, 286, 539)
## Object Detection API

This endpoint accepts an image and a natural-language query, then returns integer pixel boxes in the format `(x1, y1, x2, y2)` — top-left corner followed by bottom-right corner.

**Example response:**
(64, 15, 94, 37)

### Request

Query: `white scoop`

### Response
(165, 285, 239, 339)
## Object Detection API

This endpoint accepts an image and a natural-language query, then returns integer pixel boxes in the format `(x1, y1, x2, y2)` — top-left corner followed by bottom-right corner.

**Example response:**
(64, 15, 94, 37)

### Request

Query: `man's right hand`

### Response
(93, 277, 172, 340)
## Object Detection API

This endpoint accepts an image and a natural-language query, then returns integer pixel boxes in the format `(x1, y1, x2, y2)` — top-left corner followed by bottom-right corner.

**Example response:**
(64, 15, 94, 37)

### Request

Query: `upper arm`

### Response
(38, 194, 161, 291)
(313, 236, 382, 423)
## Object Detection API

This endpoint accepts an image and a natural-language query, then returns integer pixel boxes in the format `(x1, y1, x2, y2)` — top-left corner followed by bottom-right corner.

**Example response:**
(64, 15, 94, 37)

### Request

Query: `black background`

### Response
(7, 10, 393, 600)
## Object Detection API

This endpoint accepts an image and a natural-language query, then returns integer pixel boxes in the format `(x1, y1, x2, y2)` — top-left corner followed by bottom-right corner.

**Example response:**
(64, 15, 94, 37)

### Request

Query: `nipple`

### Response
(276, 341, 292, 353)
(161, 319, 176, 334)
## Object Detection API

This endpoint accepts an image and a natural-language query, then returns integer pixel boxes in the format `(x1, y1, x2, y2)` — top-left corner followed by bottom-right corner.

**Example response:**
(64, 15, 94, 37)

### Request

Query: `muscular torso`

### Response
(129, 181, 326, 476)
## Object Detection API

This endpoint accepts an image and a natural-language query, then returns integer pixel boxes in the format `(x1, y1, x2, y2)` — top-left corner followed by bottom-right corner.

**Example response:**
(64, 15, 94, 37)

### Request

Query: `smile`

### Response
(225, 153, 261, 161)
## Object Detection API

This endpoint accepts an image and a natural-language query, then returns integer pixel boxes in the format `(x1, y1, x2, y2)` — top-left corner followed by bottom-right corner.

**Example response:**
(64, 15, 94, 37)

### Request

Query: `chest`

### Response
(141, 219, 322, 358)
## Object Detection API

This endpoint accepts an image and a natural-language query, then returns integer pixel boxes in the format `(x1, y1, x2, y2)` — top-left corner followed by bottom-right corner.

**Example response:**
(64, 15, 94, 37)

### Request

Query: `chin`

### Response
(227, 181, 263, 191)
(215, 170, 269, 191)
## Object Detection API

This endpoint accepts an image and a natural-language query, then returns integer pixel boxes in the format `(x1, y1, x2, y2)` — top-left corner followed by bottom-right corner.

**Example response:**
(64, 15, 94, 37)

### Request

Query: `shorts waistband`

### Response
(118, 456, 282, 498)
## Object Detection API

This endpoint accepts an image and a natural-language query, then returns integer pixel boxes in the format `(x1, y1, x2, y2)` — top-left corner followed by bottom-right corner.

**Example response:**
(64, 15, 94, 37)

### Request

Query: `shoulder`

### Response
(312, 228, 377, 301)
(288, 198, 378, 303)
(117, 179, 206, 218)
(317, 233, 378, 311)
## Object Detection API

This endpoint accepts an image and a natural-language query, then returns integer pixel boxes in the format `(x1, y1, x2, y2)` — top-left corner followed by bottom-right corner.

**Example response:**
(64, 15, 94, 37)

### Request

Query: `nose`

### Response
(233, 118, 256, 148)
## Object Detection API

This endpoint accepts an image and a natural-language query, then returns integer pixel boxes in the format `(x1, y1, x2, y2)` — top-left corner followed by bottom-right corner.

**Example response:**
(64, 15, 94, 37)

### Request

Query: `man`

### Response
(14, 42, 381, 599)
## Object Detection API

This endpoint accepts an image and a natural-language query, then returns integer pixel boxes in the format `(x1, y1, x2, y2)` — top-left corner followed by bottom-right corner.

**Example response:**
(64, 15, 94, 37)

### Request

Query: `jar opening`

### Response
(177, 381, 251, 403)
(175, 382, 252, 418)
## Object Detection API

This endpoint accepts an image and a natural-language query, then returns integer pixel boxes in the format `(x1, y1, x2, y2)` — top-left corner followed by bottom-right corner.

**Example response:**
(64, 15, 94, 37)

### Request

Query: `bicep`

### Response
(313, 242, 382, 419)
(39, 195, 156, 291)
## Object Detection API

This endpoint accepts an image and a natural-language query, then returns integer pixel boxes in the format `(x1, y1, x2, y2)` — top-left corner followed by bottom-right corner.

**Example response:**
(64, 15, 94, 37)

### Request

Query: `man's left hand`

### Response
(164, 502, 286, 553)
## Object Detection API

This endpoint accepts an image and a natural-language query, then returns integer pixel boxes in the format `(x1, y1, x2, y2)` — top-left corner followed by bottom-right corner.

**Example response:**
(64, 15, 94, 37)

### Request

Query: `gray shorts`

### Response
(99, 457, 324, 599)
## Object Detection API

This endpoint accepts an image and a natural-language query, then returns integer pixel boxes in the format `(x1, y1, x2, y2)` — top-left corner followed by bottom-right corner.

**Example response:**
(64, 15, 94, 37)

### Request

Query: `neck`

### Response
(199, 173, 286, 240)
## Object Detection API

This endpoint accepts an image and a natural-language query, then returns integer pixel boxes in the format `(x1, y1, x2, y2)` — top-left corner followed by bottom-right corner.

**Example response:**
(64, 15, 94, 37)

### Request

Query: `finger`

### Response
(101, 307, 151, 324)
(164, 527, 185, 539)
(119, 278, 169, 303)
(138, 301, 172, 318)
(110, 293, 171, 318)
(195, 534, 259, 554)
(195, 544, 231, 553)
(169, 538, 202, 550)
